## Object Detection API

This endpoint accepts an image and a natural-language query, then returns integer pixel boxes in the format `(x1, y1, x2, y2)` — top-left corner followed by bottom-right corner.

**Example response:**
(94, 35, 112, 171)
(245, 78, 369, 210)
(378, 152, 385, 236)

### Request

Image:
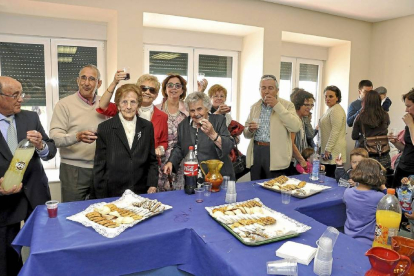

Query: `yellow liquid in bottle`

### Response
(372, 210, 402, 248)
(2, 148, 35, 191)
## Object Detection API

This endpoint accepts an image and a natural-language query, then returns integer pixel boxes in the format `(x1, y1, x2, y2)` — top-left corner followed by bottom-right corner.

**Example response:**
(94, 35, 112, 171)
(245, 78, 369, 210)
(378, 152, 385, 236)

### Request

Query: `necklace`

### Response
(164, 100, 180, 118)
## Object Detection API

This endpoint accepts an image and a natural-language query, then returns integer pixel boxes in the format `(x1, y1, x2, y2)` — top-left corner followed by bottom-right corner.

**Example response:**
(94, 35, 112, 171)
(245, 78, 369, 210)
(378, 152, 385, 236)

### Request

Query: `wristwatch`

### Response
(36, 141, 46, 152)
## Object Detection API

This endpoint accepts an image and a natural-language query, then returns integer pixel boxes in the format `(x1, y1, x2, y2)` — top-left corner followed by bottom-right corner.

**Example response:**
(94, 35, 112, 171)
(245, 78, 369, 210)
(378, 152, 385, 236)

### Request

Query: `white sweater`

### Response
(50, 93, 107, 168)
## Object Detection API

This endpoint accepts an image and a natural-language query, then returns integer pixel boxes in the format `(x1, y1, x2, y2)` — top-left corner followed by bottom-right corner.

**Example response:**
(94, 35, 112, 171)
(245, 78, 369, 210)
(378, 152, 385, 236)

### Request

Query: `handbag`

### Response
(228, 120, 244, 137)
(361, 123, 390, 156)
(232, 143, 250, 180)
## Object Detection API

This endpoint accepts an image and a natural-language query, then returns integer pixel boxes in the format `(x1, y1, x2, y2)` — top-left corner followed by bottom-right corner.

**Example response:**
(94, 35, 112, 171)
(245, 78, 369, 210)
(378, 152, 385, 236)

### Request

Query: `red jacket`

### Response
(96, 103, 168, 150)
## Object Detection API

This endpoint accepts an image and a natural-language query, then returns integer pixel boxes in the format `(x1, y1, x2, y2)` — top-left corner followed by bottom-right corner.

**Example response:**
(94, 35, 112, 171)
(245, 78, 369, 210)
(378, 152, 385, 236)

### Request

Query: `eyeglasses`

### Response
(0, 92, 25, 100)
(303, 104, 315, 108)
(167, 83, 183, 89)
(79, 75, 98, 82)
(140, 85, 157, 94)
(261, 74, 277, 81)
(120, 100, 138, 106)
(212, 94, 226, 99)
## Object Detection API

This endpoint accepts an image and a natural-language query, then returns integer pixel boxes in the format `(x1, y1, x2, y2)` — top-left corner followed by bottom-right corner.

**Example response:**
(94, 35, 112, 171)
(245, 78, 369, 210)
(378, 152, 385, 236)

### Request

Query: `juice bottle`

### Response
(1, 139, 35, 191)
(372, 188, 402, 248)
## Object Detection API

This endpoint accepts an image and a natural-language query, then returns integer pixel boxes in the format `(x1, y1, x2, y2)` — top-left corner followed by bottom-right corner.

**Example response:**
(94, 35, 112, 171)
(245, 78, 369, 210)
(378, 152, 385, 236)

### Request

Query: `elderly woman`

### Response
(155, 74, 189, 190)
(319, 85, 347, 178)
(288, 89, 316, 175)
(91, 84, 158, 198)
(164, 92, 235, 180)
(208, 84, 232, 126)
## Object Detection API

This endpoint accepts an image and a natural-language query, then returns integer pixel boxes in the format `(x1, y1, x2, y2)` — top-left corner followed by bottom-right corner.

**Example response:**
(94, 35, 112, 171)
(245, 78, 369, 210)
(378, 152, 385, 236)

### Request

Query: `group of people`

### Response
(1, 62, 414, 274)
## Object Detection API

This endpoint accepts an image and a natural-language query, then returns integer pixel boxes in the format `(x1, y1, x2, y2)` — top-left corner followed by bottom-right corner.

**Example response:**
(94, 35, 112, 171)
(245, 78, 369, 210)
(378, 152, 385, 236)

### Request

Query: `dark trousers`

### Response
(0, 223, 22, 276)
(60, 163, 93, 202)
(393, 166, 414, 188)
(324, 164, 336, 178)
(250, 143, 287, 181)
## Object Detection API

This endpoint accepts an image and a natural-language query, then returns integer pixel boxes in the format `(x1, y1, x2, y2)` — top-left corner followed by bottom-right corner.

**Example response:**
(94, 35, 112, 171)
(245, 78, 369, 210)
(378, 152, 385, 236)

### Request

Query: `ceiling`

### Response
(263, 0, 414, 22)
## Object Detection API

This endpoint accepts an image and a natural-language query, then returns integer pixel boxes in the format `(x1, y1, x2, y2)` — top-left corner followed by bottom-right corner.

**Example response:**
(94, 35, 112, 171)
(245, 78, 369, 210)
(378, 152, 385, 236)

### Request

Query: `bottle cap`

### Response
(189, 146, 194, 150)
(387, 188, 395, 195)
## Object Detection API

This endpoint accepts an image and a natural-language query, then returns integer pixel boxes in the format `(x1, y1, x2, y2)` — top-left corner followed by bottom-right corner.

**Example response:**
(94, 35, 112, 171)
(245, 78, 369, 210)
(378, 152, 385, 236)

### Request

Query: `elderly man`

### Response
(50, 65, 106, 202)
(346, 80, 373, 127)
(243, 75, 301, 180)
(0, 76, 56, 275)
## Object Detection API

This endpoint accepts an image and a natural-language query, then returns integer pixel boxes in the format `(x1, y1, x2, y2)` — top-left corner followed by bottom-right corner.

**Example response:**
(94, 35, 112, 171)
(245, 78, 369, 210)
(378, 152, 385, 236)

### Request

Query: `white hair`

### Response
(185, 92, 212, 111)
(79, 64, 101, 80)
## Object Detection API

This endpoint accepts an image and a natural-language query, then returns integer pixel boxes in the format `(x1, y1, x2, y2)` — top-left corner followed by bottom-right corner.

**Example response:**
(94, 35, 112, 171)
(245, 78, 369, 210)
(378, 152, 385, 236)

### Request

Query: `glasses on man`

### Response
(120, 100, 138, 106)
(0, 92, 25, 100)
(303, 104, 315, 108)
(140, 85, 157, 94)
(79, 75, 98, 82)
(166, 83, 183, 89)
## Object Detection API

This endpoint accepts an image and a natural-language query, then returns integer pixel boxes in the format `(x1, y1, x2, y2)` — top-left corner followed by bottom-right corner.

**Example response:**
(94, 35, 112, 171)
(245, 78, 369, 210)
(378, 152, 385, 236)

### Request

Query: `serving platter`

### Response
(67, 189, 172, 238)
(205, 198, 311, 246)
(257, 177, 331, 198)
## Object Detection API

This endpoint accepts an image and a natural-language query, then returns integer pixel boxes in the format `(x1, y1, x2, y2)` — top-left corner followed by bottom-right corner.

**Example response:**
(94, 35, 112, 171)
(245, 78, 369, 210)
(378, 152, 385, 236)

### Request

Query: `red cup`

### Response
(45, 200, 59, 218)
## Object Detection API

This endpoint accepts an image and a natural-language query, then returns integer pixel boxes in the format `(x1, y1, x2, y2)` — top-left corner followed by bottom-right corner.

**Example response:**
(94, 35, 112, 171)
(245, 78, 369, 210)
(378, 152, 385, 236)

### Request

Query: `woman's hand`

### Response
(215, 104, 231, 115)
(200, 119, 217, 138)
(403, 113, 414, 127)
(112, 70, 127, 86)
(197, 79, 208, 92)
(163, 162, 173, 175)
(155, 146, 165, 158)
(147, 187, 157, 194)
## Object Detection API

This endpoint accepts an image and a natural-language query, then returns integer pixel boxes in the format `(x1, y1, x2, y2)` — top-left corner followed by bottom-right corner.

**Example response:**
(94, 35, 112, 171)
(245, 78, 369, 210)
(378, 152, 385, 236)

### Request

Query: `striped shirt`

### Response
(254, 102, 272, 142)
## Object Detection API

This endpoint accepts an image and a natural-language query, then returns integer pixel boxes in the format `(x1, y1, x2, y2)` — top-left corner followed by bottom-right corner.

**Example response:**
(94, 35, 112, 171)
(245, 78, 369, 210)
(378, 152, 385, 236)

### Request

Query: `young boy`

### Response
(335, 148, 369, 186)
(376, 86, 392, 112)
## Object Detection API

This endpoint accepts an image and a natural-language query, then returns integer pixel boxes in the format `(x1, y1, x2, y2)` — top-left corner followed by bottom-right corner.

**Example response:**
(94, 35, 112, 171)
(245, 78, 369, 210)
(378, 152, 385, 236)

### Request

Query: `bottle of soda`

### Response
(183, 146, 198, 195)
(310, 145, 320, 181)
(373, 188, 402, 248)
(2, 139, 35, 191)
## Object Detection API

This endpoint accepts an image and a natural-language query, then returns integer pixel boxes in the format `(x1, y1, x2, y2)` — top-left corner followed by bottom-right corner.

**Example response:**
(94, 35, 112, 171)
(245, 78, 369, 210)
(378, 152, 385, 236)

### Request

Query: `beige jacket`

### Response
(243, 98, 301, 171)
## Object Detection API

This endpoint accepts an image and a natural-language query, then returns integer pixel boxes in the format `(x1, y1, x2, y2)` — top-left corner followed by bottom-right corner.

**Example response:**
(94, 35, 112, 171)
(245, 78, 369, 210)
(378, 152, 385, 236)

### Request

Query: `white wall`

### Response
(281, 42, 328, 61)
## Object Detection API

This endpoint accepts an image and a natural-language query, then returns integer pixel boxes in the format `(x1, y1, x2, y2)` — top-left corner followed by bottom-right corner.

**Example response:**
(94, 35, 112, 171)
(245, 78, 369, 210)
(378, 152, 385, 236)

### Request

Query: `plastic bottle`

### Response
(373, 188, 402, 248)
(1, 139, 35, 191)
(310, 146, 320, 181)
(183, 146, 198, 195)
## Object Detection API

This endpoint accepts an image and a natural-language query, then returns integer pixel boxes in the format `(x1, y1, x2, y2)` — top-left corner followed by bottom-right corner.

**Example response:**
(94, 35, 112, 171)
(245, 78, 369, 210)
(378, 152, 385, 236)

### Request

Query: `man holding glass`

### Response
(243, 75, 301, 180)
(50, 65, 106, 202)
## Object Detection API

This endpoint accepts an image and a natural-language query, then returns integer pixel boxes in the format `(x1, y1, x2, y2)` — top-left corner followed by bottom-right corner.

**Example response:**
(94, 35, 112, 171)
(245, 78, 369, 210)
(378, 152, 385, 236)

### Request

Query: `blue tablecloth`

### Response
(13, 176, 370, 275)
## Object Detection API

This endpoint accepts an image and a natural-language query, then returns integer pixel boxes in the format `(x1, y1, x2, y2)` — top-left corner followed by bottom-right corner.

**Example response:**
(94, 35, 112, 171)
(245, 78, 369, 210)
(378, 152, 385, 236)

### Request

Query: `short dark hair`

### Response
(350, 158, 386, 190)
(402, 88, 414, 103)
(301, 148, 314, 160)
(358, 80, 373, 90)
(291, 89, 315, 110)
(324, 85, 342, 103)
(161, 74, 187, 100)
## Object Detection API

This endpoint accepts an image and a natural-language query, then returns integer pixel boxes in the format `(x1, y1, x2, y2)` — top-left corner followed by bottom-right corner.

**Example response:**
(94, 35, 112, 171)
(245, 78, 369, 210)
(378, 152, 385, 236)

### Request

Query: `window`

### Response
(144, 45, 238, 116)
(0, 35, 105, 168)
(280, 57, 323, 126)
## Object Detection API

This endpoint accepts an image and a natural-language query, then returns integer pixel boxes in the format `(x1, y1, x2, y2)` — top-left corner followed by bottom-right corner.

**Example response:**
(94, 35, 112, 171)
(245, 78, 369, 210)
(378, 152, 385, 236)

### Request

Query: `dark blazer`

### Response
(168, 114, 236, 180)
(92, 114, 158, 198)
(0, 110, 56, 227)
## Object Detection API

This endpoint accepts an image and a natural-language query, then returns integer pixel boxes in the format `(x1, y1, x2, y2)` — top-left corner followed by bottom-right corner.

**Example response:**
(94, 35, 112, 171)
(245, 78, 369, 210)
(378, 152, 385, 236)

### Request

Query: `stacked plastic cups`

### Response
(225, 180, 237, 203)
(313, 226, 339, 276)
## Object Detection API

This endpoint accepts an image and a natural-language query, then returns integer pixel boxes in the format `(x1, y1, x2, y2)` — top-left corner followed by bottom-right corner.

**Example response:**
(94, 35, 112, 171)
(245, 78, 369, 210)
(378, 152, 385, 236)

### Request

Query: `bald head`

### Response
(0, 76, 23, 116)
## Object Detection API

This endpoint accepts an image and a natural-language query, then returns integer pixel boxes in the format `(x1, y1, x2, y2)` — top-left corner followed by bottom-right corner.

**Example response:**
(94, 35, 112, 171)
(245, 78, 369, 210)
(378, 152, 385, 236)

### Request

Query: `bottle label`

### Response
(184, 162, 198, 176)
(15, 161, 26, 171)
(374, 224, 399, 246)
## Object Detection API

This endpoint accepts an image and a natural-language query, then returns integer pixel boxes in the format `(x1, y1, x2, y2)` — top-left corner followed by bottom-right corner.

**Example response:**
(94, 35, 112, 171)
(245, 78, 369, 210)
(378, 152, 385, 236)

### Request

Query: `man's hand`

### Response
(299, 160, 307, 169)
(147, 187, 157, 194)
(247, 121, 259, 132)
(27, 130, 44, 150)
(0, 177, 23, 195)
(264, 95, 278, 108)
(76, 131, 97, 144)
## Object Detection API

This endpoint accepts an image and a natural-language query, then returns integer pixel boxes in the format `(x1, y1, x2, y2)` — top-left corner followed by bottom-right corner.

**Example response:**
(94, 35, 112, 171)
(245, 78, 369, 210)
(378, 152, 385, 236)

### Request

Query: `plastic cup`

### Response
(45, 200, 59, 218)
(225, 193, 237, 204)
(252, 118, 261, 128)
(318, 171, 326, 183)
(313, 256, 333, 276)
(389, 128, 397, 139)
(227, 180, 236, 194)
(203, 182, 212, 196)
(267, 259, 298, 275)
(123, 67, 130, 80)
(319, 226, 339, 248)
(195, 187, 204, 203)
(281, 190, 291, 204)
(222, 176, 230, 190)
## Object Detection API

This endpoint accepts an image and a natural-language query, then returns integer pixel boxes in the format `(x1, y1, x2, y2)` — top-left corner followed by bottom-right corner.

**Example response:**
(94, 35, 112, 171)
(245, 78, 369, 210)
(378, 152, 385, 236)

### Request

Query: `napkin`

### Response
(276, 241, 317, 265)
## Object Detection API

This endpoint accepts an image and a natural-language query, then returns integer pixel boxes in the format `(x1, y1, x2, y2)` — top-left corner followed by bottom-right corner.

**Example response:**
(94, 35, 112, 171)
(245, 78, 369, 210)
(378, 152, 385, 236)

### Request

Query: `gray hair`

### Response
(79, 64, 101, 80)
(185, 92, 212, 111)
(260, 74, 279, 89)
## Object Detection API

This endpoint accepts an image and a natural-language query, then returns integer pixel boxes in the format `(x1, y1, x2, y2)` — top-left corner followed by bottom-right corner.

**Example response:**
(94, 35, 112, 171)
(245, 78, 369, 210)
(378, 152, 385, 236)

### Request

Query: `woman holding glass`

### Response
(319, 85, 347, 178)
(208, 84, 232, 126)
(91, 84, 158, 198)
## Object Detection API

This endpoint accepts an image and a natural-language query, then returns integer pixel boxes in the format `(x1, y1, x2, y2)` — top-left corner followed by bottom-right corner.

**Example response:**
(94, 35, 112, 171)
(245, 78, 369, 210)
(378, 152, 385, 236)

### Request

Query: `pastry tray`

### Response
(257, 178, 331, 198)
(67, 189, 172, 238)
(205, 198, 311, 246)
